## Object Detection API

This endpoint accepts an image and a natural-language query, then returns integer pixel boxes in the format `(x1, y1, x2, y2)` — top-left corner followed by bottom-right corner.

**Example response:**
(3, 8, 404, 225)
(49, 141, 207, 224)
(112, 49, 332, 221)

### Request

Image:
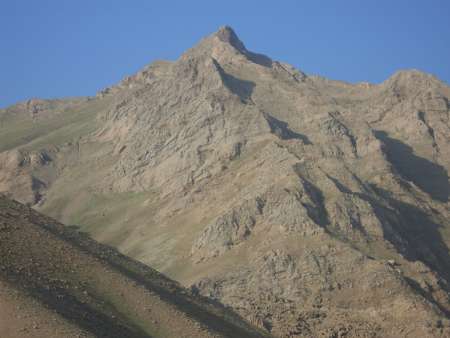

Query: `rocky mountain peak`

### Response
(213, 25, 247, 52)
(178, 26, 273, 68)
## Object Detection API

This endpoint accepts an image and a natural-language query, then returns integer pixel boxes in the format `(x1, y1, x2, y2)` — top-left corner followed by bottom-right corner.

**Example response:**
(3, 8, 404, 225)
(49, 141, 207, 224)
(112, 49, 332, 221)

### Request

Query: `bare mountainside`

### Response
(1, 26, 450, 337)
(0, 194, 266, 337)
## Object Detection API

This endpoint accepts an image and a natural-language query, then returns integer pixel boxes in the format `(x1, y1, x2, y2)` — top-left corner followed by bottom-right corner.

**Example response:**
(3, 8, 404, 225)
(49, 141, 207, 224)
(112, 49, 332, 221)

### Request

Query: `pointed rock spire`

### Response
(214, 26, 247, 53)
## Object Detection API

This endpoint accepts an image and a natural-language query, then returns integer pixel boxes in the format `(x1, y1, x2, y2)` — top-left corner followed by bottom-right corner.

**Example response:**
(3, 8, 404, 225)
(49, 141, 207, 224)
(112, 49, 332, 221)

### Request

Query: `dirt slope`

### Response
(0, 194, 266, 338)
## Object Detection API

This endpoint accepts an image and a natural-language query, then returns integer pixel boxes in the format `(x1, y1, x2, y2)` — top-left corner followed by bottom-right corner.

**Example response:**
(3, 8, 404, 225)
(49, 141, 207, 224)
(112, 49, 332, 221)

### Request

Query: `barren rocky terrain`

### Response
(1, 26, 449, 337)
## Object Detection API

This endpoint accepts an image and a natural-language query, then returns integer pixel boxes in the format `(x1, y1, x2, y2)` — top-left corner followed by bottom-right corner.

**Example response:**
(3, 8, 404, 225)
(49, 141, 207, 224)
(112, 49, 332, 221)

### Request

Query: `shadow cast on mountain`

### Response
(322, 175, 450, 293)
(265, 113, 312, 144)
(370, 185, 450, 281)
(403, 276, 450, 317)
(245, 51, 273, 68)
(288, 174, 450, 315)
(300, 177, 330, 227)
(322, 175, 450, 283)
(374, 130, 449, 202)
(212, 59, 255, 102)
(324, 174, 372, 238)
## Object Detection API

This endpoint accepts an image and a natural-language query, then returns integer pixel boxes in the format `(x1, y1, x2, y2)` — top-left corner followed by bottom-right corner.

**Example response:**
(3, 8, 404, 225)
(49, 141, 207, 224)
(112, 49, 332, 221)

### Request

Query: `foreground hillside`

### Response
(0, 194, 265, 338)
(1, 26, 449, 337)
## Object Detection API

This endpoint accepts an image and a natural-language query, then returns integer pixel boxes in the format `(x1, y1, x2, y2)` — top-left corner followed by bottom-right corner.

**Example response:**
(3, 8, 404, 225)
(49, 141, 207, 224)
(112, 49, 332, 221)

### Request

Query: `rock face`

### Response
(1, 26, 450, 337)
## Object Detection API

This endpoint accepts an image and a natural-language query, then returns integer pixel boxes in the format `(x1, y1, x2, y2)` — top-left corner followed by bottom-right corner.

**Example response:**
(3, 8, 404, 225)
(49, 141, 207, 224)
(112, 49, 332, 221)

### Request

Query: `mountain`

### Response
(0, 194, 266, 337)
(1, 26, 449, 337)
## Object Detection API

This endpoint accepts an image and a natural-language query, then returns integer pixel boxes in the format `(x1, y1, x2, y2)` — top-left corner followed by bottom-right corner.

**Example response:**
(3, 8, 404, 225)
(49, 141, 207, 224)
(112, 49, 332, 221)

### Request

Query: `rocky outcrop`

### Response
(0, 150, 53, 205)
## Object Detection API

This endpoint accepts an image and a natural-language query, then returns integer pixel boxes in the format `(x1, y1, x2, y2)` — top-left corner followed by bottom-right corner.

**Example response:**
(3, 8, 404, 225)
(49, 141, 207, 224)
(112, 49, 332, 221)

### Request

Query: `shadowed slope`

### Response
(374, 130, 449, 202)
(0, 194, 267, 338)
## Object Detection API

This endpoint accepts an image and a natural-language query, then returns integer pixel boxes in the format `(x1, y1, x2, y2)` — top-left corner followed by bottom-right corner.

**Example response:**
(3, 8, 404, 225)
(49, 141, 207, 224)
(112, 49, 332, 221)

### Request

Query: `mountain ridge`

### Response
(1, 26, 449, 337)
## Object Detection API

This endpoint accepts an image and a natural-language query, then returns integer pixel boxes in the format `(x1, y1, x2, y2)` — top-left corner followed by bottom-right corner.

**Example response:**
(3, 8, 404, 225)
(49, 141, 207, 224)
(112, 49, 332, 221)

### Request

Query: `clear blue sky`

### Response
(1, 0, 449, 108)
